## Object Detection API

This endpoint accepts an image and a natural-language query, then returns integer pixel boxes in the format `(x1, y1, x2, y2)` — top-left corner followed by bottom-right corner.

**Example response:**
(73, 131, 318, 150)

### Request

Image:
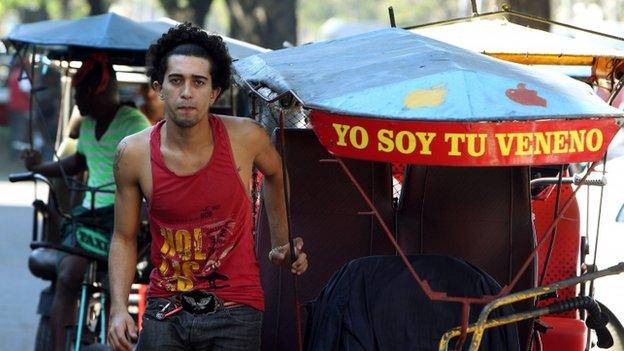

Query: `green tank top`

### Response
(77, 105, 150, 209)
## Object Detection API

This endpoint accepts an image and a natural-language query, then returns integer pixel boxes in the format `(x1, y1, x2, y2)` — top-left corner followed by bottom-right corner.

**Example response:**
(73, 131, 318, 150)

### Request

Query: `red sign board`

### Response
(309, 110, 621, 166)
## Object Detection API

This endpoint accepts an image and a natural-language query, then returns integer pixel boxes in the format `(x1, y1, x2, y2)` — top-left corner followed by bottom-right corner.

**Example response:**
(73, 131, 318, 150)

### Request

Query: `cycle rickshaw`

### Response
(233, 27, 624, 350)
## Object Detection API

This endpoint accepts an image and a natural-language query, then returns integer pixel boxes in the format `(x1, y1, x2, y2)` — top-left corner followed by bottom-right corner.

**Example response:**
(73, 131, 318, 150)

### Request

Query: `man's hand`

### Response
(108, 309, 138, 351)
(20, 149, 42, 171)
(269, 237, 309, 275)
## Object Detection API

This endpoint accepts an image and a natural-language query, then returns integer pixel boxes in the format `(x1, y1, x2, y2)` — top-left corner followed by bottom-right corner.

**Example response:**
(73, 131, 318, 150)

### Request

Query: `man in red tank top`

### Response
(107, 23, 308, 351)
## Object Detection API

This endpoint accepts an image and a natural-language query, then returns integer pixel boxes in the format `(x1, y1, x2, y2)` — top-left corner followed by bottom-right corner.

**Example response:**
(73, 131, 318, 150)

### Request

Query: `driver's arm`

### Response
(108, 138, 141, 351)
(24, 151, 87, 177)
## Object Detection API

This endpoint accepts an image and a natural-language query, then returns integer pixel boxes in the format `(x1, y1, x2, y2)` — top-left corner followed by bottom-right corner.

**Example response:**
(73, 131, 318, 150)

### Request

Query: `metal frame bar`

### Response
(470, 0, 479, 15)
(276, 109, 304, 351)
(99, 291, 106, 344)
(436, 262, 624, 350)
(405, 8, 624, 42)
(608, 77, 624, 106)
(388, 6, 396, 27)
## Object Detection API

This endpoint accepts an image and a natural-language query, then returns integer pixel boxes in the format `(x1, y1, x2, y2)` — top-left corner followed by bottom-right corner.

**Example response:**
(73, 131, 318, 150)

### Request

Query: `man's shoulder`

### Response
(215, 114, 254, 126)
(119, 127, 151, 156)
(215, 114, 266, 139)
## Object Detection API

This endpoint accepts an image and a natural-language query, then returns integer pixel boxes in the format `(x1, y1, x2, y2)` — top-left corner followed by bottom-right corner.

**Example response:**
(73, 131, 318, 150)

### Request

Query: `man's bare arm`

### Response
(252, 124, 288, 249)
(108, 138, 141, 351)
(251, 122, 308, 274)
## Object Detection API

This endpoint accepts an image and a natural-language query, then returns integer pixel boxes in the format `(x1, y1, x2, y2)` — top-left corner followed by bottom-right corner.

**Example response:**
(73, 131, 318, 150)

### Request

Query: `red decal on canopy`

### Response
(506, 83, 547, 107)
(309, 110, 620, 166)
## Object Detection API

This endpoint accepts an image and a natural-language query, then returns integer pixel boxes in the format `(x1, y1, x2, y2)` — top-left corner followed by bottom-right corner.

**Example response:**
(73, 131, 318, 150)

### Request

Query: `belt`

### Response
(155, 291, 241, 320)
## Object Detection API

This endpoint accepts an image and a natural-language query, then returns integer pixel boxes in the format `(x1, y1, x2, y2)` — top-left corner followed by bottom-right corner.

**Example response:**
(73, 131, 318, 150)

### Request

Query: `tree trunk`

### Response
(86, 0, 110, 16)
(227, 0, 297, 50)
(500, 0, 551, 31)
(159, 0, 213, 26)
(18, 0, 49, 23)
(61, 0, 70, 18)
(18, 7, 49, 23)
(159, 0, 181, 19)
(191, 0, 212, 26)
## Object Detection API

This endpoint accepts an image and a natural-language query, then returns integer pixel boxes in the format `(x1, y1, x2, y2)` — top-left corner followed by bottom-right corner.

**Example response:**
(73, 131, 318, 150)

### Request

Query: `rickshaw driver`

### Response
(21, 54, 151, 351)
(107, 23, 309, 351)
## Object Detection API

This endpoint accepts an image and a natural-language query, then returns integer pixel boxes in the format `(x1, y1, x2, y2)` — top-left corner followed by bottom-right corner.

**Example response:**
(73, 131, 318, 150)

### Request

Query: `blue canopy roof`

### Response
(8, 13, 159, 51)
(234, 28, 624, 121)
(7, 13, 268, 64)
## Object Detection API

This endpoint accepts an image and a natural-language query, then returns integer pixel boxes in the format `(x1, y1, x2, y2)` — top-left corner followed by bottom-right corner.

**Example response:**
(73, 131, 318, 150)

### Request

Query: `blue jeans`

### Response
(136, 297, 263, 351)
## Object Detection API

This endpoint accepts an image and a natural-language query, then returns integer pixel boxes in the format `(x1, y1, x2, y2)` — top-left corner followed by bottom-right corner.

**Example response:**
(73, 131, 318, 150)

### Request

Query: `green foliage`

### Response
(205, 0, 230, 33)
(0, 0, 41, 15)
(0, 0, 91, 22)
(298, 0, 464, 40)
(48, 0, 90, 18)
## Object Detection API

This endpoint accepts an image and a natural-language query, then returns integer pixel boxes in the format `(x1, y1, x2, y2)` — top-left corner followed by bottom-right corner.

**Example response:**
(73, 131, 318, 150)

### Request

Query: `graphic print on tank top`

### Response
(155, 217, 236, 292)
(147, 116, 264, 310)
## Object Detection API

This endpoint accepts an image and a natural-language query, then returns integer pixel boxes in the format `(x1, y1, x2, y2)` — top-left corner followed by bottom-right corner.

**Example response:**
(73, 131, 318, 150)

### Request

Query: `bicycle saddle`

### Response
(28, 248, 57, 281)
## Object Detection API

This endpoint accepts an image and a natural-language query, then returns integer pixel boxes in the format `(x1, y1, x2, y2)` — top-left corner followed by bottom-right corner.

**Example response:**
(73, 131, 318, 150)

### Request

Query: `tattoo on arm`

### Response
(114, 140, 128, 173)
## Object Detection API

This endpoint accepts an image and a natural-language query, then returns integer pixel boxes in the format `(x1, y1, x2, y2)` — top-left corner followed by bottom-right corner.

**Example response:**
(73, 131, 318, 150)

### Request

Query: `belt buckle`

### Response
(180, 290, 220, 314)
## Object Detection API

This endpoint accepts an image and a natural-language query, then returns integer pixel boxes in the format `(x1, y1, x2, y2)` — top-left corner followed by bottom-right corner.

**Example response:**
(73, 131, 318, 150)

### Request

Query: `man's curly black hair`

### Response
(146, 22, 231, 93)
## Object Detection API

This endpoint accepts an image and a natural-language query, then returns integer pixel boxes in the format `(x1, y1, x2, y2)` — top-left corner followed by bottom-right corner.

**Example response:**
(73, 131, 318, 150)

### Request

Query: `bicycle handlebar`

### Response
(9, 171, 39, 183)
(8, 172, 116, 218)
(10, 171, 72, 219)
(530, 173, 607, 189)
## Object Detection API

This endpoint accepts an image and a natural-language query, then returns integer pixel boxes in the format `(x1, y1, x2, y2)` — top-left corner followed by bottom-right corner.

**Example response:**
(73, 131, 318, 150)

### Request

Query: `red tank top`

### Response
(147, 116, 264, 311)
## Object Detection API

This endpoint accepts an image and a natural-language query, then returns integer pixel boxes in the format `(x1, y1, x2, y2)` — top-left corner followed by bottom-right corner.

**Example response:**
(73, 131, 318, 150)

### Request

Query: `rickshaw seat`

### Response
(256, 128, 395, 351)
(397, 165, 537, 347)
(28, 248, 58, 281)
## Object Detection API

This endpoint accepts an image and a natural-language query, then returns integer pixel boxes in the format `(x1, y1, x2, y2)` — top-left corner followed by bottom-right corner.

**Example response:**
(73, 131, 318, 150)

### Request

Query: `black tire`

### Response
(33, 315, 52, 351)
(600, 302, 624, 351)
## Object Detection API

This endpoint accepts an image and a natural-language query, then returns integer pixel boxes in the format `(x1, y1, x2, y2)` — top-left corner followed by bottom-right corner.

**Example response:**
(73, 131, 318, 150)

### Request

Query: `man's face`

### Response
(156, 55, 221, 128)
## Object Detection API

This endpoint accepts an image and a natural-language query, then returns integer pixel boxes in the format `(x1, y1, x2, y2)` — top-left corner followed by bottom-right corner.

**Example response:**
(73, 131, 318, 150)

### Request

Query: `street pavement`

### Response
(0, 181, 48, 351)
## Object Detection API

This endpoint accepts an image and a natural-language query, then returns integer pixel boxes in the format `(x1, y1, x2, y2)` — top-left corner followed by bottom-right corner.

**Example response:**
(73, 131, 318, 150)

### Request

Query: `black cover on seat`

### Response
(256, 128, 395, 351)
(305, 255, 520, 351)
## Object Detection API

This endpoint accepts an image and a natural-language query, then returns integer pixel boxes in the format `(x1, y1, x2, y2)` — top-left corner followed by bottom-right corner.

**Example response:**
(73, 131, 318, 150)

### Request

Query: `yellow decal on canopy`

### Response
(404, 84, 446, 109)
